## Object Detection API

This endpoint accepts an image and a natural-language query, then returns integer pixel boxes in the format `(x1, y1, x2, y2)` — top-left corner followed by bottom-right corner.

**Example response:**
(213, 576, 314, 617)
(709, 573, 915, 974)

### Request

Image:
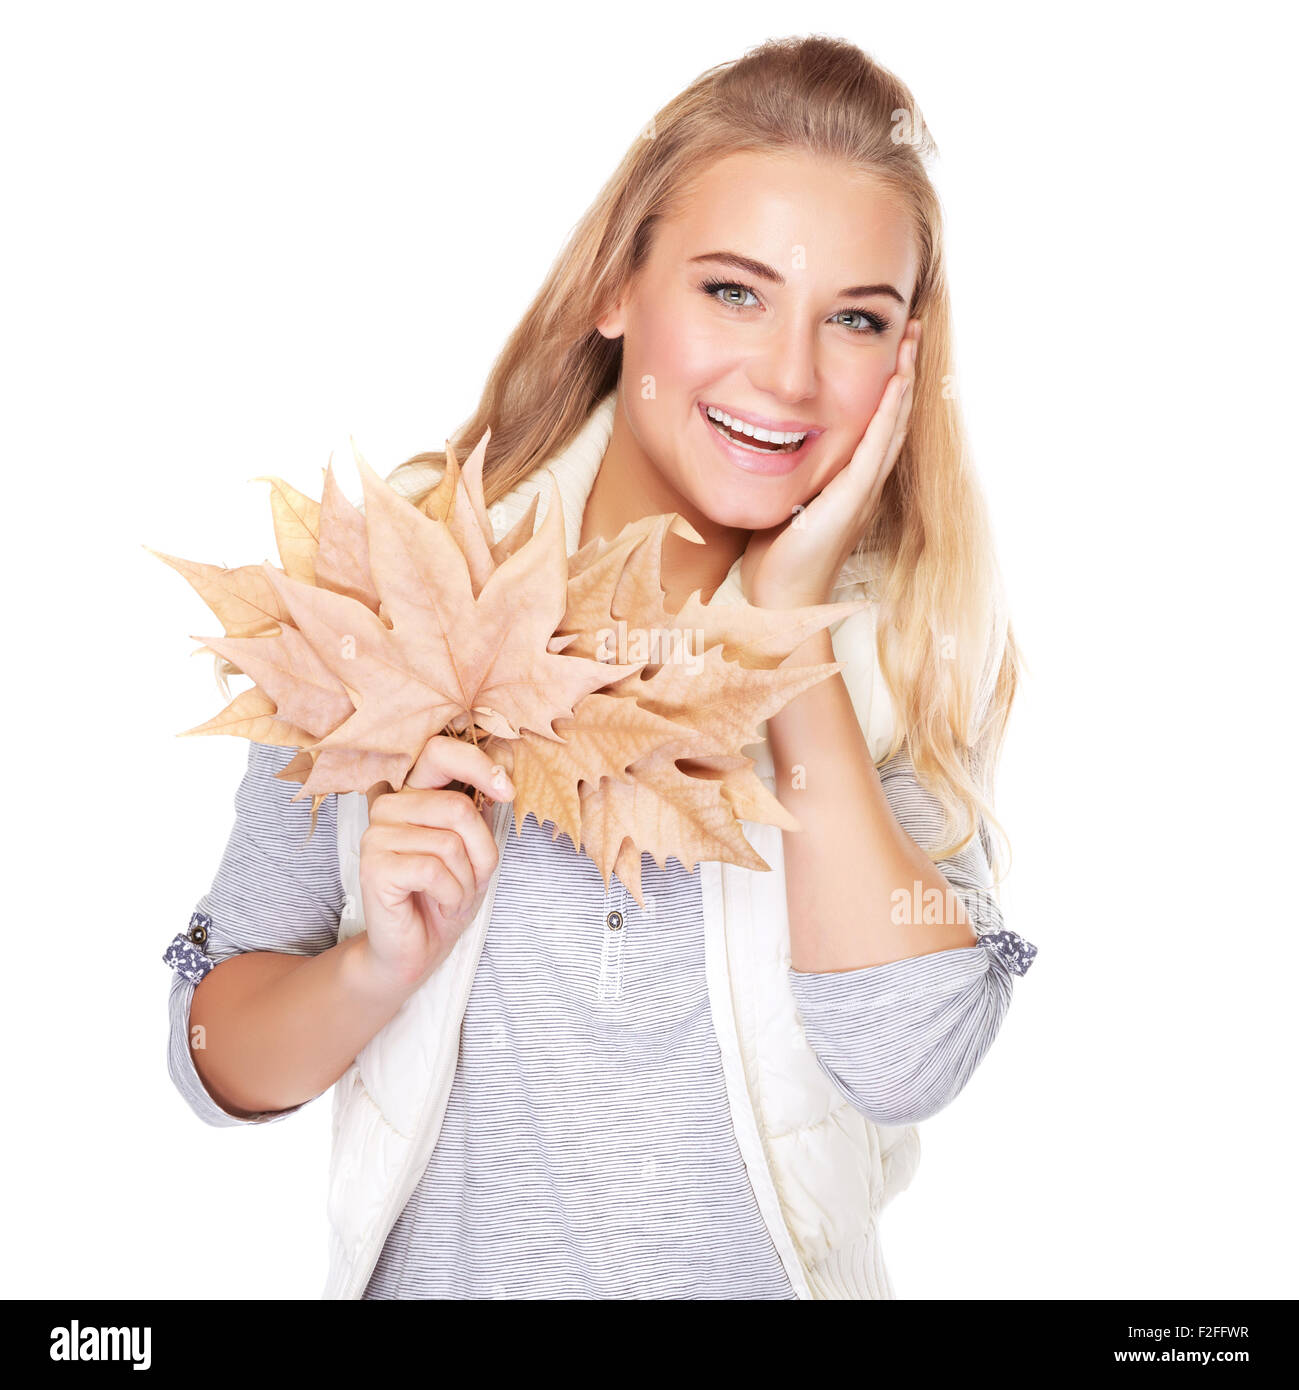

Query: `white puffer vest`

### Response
(322, 389, 921, 1299)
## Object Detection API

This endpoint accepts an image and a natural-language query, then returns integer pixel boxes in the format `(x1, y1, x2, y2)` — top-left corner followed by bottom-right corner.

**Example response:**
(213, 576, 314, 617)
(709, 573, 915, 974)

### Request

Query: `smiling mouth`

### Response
(702, 405, 810, 454)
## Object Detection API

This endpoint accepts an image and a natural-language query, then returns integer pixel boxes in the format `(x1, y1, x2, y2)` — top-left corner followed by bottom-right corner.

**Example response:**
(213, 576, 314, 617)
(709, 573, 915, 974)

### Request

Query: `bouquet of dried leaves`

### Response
(148, 431, 865, 905)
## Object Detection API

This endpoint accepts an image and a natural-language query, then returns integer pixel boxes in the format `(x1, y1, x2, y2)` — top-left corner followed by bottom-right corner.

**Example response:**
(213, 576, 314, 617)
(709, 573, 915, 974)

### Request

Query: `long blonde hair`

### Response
(394, 34, 1020, 877)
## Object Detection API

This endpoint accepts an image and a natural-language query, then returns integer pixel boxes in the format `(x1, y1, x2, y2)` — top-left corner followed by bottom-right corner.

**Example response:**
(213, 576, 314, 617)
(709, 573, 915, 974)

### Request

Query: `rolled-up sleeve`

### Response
(164, 741, 346, 1127)
(787, 741, 1037, 1127)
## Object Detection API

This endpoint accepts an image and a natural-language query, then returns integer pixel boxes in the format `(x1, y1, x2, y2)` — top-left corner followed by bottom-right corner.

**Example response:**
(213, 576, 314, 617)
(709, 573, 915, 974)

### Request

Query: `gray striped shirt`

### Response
(164, 740, 1033, 1298)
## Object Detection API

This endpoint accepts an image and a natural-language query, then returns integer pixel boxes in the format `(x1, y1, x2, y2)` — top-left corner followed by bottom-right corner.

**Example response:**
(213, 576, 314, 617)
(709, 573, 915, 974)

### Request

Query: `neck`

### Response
(579, 391, 749, 609)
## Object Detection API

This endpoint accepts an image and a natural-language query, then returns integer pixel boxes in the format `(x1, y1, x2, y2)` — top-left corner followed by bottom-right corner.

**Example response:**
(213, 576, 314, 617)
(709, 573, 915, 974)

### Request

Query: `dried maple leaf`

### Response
(515, 513, 869, 905)
(197, 617, 356, 741)
(313, 463, 380, 612)
(569, 647, 845, 905)
(554, 513, 859, 670)
(252, 474, 320, 584)
(143, 551, 289, 639)
(198, 463, 636, 803)
(486, 691, 691, 853)
(151, 420, 867, 898)
(581, 744, 769, 902)
(178, 684, 315, 747)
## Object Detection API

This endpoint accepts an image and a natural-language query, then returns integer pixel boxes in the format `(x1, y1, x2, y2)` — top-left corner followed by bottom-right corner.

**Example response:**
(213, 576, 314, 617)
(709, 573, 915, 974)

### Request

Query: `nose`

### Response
(744, 317, 818, 405)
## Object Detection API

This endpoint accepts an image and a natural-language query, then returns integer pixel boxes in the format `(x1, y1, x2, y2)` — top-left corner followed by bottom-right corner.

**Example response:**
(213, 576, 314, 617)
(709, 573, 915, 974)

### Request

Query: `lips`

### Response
(697, 401, 817, 476)
(702, 402, 821, 438)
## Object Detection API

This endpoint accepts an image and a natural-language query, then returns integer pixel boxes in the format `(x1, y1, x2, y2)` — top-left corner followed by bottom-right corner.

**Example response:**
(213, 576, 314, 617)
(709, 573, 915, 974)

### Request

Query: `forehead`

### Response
(656, 148, 918, 291)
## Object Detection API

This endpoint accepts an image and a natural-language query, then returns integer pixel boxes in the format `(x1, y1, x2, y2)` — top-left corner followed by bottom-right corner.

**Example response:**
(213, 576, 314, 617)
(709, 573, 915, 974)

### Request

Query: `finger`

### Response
(804, 318, 922, 509)
(368, 823, 478, 900)
(883, 324, 922, 464)
(902, 319, 921, 382)
(371, 847, 467, 914)
(890, 318, 920, 400)
(862, 387, 915, 521)
(405, 735, 515, 801)
(885, 362, 917, 467)
(866, 326, 920, 471)
(813, 366, 914, 541)
(370, 788, 501, 888)
(822, 370, 910, 508)
(858, 325, 919, 461)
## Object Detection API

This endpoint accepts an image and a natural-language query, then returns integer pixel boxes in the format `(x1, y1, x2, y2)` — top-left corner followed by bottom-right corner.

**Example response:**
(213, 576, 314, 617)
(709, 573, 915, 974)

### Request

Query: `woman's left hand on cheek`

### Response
(741, 317, 921, 609)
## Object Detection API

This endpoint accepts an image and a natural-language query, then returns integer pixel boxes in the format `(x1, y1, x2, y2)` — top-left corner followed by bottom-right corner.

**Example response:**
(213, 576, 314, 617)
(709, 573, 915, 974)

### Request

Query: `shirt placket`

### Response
(596, 876, 632, 1002)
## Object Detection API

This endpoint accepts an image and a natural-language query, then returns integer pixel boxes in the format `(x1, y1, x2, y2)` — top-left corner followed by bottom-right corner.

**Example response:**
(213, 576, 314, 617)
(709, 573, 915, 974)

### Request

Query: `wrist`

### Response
(746, 580, 834, 610)
(339, 932, 424, 1008)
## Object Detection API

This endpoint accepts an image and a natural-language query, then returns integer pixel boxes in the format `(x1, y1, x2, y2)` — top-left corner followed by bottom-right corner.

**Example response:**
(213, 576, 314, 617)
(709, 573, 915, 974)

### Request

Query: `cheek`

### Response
(852, 358, 897, 428)
(800, 357, 898, 494)
(628, 302, 735, 397)
(834, 356, 897, 451)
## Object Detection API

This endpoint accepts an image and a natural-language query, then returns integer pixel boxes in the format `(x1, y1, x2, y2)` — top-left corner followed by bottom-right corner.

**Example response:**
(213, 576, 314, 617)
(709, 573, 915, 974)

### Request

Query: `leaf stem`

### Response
(449, 719, 490, 812)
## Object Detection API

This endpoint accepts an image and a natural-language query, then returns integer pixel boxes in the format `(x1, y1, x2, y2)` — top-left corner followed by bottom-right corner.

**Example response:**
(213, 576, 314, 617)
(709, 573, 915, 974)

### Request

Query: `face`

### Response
(596, 149, 920, 531)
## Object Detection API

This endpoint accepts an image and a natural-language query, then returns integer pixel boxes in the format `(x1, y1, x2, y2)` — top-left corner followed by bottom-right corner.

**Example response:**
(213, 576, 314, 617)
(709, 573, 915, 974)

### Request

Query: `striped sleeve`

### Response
(165, 740, 346, 1127)
(786, 742, 1036, 1127)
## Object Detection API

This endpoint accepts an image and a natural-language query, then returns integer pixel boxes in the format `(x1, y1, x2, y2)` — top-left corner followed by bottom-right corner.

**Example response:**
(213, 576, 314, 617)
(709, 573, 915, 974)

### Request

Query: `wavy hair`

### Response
(387, 34, 1021, 877)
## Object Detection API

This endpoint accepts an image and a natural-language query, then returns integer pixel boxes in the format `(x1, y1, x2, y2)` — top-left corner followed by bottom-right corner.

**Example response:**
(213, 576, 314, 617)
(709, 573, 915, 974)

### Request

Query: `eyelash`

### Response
(697, 277, 892, 336)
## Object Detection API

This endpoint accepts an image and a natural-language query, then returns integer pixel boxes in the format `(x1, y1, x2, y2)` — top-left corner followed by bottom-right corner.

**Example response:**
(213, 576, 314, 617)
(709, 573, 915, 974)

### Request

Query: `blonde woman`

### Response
(164, 33, 1037, 1300)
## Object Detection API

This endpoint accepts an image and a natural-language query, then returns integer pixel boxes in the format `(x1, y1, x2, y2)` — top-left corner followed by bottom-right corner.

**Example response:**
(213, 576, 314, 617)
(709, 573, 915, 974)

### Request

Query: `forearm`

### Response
(188, 934, 414, 1117)
(767, 628, 977, 973)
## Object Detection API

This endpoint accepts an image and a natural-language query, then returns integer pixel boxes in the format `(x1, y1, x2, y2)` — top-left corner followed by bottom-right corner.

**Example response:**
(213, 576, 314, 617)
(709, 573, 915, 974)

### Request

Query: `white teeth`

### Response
(705, 405, 807, 446)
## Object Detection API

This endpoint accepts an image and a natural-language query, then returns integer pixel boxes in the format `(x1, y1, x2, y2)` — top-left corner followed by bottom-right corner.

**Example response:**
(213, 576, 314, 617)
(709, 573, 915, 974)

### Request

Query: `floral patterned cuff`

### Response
(163, 910, 216, 985)
(976, 927, 1038, 977)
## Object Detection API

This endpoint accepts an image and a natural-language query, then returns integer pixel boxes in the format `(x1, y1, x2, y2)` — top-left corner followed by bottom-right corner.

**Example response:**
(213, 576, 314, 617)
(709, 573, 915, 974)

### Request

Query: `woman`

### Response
(164, 33, 1035, 1300)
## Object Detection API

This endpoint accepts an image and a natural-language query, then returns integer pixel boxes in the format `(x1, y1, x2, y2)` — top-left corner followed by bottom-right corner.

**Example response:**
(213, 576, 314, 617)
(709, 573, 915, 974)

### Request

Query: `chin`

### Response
(684, 485, 800, 534)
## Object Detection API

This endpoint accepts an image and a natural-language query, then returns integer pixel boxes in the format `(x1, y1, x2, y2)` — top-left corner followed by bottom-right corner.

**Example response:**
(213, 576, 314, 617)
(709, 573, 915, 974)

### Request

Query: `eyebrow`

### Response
(688, 250, 906, 305)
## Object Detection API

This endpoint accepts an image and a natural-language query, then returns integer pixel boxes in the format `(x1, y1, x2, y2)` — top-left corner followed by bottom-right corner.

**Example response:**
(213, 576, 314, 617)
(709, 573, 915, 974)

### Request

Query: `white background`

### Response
(2, 0, 1295, 1299)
